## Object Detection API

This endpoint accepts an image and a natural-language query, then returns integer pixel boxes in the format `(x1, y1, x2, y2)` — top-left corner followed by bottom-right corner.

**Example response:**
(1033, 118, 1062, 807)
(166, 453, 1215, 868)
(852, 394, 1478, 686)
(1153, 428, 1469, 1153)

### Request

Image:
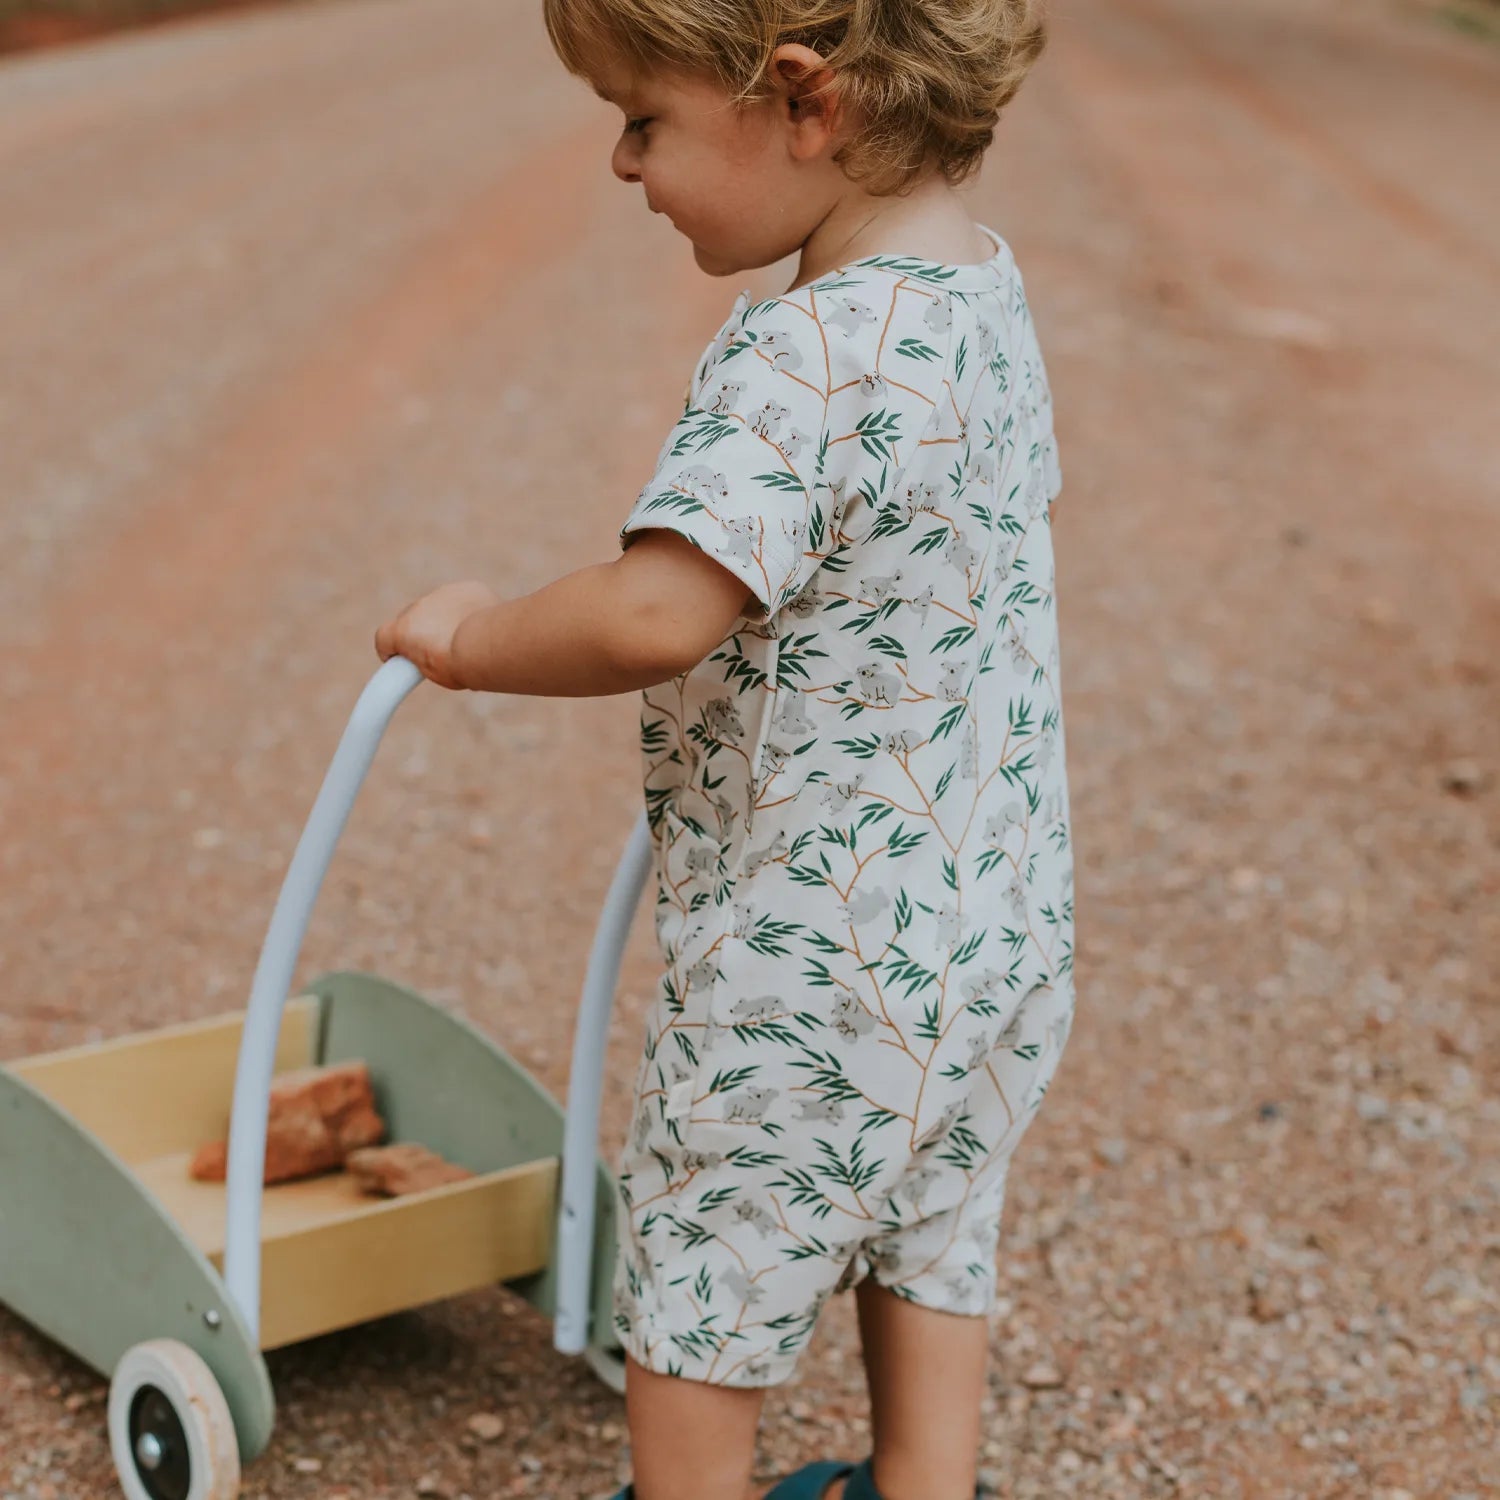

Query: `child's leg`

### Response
(851, 1280, 988, 1500)
(626, 1353, 767, 1500)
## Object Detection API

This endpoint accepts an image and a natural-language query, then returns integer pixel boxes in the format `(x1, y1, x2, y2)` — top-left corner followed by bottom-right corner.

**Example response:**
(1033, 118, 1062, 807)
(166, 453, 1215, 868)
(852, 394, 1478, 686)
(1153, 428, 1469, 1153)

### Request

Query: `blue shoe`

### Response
(765, 1460, 858, 1499)
(768, 1457, 983, 1500)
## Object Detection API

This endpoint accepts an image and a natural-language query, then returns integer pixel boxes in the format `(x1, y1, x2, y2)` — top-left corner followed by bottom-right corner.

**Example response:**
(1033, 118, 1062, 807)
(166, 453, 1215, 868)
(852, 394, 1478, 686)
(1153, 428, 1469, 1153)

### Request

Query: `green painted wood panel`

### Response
(310, 970, 619, 1354)
(0, 1064, 276, 1459)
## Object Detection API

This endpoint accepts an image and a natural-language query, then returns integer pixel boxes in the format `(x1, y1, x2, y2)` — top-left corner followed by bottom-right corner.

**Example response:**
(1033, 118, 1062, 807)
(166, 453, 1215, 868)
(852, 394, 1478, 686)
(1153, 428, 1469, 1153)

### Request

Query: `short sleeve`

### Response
(620, 297, 840, 619)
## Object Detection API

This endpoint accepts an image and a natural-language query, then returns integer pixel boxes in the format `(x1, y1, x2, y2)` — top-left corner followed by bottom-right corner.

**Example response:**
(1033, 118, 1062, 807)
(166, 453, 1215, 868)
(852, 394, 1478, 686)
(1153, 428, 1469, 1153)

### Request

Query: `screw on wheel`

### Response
(109, 1340, 240, 1500)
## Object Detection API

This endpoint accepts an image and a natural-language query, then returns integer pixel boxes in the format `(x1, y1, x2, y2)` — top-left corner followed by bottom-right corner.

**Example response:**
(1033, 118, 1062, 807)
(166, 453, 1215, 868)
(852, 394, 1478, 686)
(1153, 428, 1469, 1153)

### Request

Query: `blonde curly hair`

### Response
(542, 0, 1049, 196)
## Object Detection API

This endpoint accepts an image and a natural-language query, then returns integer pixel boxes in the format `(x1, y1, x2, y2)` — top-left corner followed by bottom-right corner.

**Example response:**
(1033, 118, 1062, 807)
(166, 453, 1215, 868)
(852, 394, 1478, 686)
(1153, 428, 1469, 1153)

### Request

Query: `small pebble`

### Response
(1439, 759, 1487, 795)
(466, 1413, 505, 1442)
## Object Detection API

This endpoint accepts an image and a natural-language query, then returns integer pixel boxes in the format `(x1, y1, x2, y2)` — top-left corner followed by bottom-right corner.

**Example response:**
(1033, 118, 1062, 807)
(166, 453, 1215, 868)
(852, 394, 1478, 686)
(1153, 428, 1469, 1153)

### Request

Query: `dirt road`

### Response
(2, 0, 1496, 1495)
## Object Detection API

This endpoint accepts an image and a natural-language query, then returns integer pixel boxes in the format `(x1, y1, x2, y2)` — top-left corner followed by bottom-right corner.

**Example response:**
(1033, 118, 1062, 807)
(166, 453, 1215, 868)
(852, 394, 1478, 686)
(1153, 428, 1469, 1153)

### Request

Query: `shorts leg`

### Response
(853, 976, 1075, 1315)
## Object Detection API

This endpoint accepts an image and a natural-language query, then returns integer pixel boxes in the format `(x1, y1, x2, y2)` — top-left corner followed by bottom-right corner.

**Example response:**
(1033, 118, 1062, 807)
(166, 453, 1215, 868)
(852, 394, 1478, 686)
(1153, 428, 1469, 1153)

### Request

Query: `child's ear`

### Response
(769, 42, 841, 146)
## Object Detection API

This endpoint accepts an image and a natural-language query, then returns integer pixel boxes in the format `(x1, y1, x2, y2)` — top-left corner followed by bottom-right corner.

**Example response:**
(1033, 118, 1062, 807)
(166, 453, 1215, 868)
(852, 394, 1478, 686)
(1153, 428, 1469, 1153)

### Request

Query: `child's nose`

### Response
(611, 135, 642, 184)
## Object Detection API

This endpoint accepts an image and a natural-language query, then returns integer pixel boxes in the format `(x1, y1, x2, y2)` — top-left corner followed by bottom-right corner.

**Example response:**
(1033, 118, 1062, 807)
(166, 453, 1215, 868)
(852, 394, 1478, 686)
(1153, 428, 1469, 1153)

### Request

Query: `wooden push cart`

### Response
(0, 657, 651, 1499)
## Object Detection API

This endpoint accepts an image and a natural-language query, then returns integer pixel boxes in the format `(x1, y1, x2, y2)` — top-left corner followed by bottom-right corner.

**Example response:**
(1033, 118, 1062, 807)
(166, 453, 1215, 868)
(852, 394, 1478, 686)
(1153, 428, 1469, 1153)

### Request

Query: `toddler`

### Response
(374, 1, 1074, 1496)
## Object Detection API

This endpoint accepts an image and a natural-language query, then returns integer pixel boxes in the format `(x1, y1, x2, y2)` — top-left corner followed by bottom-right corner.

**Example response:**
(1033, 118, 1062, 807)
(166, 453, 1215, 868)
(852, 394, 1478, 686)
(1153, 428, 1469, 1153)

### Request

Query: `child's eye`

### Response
(624, 116, 653, 135)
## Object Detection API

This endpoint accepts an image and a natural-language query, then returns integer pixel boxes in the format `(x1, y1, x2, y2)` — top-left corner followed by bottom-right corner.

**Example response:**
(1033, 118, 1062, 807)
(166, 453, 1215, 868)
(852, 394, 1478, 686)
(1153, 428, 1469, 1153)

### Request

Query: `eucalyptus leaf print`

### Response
(613, 225, 1076, 1389)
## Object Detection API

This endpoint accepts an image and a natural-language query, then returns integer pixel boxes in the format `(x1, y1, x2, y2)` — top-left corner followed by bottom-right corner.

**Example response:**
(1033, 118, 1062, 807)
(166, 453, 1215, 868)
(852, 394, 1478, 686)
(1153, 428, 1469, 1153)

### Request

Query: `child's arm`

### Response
(378, 530, 754, 696)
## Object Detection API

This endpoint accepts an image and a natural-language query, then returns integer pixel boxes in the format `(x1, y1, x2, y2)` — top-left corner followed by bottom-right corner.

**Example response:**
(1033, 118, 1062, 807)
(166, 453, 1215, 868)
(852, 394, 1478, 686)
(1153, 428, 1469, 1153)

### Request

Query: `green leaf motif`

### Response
(641, 490, 706, 517)
(854, 409, 902, 462)
(669, 413, 738, 455)
(753, 468, 809, 494)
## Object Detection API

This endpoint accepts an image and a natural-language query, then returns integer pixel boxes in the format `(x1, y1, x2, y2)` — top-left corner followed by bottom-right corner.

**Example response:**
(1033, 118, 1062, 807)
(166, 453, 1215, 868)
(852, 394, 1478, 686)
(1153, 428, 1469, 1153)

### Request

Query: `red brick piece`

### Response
(345, 1143, 474, 1197)
(189, 1060, 386, 1184)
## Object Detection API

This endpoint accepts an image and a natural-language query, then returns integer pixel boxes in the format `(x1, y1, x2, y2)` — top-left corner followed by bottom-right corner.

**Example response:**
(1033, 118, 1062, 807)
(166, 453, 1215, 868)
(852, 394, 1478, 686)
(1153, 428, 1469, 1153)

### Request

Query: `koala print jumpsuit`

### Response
(612, 225, 1077, 1387)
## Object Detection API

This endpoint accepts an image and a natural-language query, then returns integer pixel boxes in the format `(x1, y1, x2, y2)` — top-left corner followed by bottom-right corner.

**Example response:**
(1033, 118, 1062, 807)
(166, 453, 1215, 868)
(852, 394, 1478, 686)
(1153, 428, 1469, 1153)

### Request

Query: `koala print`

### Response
(797, 1095, 846, 1123)
(684, 845, 718, 876)
(717, 514, 758, 567)
(1034, 730, 1056, 775)
(899, 483, 941, 522)
(729, 993, 781, 1023)
(837, 887, 890, 925)
(703, 696, 745, 743)
(750, 400, 790, 439)
(683, 1148, 726, 1173)
(961, 969, 1005, 1003)
(700, 1018, 733, 1052)
(774, 695, 815, 739)
(686, 956, 719, 993)
(858, 371, 887, 400)
(923, 295, 952, 337)
(900, 1165, 940, 1209)
(818, 773, 864, 814)
(882, 728, 922, 756)
(703, 378, 745, 415)
(992, 552, 1013, 588)
(1005, 877, 1028, 919)
(755, 328, 802, 373)
(933, 902, 965, 949)
(866, 1242, 903, 1276)
(825, 298, 879, 337)
(756, 741, 790, 784)
(915, 1099, 964, 1152)
(831, 987, 879, 1042)
(1024, 466, 1048, 520)
(711, 792, 740, 837)
(720, 1265, 766, 1304)
(946, 532, 982, 574)
(788, 579, 823, 618)
(781, 425, 811, 461)
(966, 1032, 993, 1071)
(860, 570, 905, 605)
(633, 1102, 655, 1152)
(730, 901, 756, 938)
(725, 1086, 779, 1124)
(674, 464, 729, 503)
(907, 583, 935, 622)
(937, 661, 969, 703)
(733, 1200, 779, 1238)
(745, 830, 789, 875)
(983, 800, 1025, 848)
(999, 1007, 1027, 1047)
(856, 662, 902, 707)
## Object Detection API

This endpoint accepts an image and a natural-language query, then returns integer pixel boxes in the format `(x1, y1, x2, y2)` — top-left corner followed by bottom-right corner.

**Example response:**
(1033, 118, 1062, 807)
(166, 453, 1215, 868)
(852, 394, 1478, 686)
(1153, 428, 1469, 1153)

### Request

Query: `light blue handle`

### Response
(553, 809, 651, 1355)
(223, 656, 424, 1338)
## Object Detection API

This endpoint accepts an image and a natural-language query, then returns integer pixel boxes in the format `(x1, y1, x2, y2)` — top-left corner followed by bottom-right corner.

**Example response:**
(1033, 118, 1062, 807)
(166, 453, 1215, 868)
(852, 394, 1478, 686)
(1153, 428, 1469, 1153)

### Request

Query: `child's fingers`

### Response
(374, 608, 407, 662)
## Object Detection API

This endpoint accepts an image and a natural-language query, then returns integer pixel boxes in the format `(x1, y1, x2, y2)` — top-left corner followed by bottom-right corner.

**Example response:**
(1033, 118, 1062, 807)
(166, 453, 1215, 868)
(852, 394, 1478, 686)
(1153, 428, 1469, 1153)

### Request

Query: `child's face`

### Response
(593, 58, 841, 278)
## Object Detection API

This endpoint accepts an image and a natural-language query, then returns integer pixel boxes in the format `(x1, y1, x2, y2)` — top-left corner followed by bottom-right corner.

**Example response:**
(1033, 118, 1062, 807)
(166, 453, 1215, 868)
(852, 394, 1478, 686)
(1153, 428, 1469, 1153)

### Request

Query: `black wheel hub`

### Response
(128, 1384, 192, 1500)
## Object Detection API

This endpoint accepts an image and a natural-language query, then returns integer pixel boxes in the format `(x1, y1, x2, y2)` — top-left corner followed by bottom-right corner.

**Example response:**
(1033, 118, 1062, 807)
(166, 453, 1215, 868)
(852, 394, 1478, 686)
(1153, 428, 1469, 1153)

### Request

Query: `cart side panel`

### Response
(11, 997, 320, 1165)
(0, 1065, 276, 1461)
(311, 971, 619, 1350)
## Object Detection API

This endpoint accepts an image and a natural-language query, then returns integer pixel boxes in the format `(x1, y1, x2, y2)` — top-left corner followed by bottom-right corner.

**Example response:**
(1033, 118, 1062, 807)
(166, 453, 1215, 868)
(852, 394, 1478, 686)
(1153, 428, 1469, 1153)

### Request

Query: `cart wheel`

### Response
(583, 1344, 627, 1396)
(109, 1340, 241, 1500)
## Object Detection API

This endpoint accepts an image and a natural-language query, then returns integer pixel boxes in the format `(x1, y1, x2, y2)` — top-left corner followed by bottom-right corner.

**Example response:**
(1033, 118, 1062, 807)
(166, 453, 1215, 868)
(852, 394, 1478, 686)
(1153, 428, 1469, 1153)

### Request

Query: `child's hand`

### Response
(374, 580, 501, 690)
